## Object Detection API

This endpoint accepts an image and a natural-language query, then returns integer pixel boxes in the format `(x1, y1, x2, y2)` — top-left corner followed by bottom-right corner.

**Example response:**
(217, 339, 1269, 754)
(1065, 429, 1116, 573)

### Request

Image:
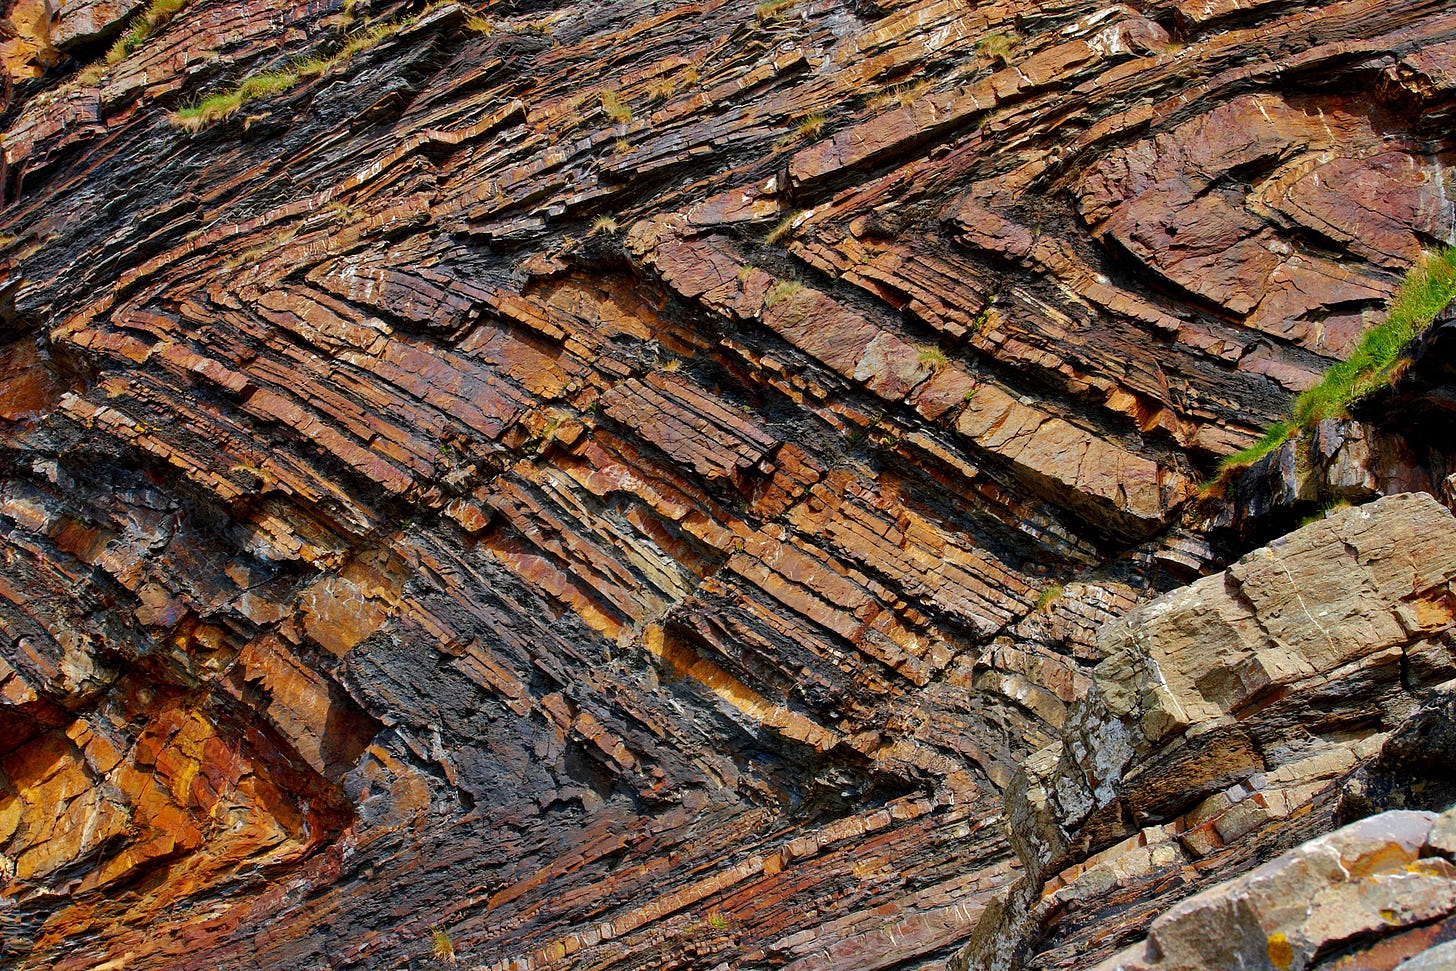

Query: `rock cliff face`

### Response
(1096, 806, 1456, 971)
(1, 0, 1454, 969)
(955, 492, 1456, 970)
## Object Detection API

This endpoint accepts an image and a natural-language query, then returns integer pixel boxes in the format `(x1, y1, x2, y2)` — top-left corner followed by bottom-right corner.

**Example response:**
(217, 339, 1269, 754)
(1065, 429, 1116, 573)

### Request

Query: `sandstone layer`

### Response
(956, 493, 1456, 970)
(1097, 806, 1456, 971)
(0, 0, 1454, 969)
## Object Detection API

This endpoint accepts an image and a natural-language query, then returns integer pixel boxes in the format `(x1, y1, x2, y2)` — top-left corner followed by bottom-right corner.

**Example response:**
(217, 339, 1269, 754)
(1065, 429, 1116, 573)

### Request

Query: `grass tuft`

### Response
(868, 79, 932, 111)
(795, 112, 827, 139)
(916, 345, 948, 369)
(515, 16, 555, 37)
(755, 0, 798, 23)
(764, 279, 803, 308)
(430, 927, 456, 963)
(1217, 246, 1456, 475)
(600, 89, 632, 125)
(78, 0, 191, 83)
(765, 211, 803, 245)
(976, 31, 1019, 65)
(171, 16, 410, 130)
(1033, 583, 1064, 613)
(645, 76, 676, 101)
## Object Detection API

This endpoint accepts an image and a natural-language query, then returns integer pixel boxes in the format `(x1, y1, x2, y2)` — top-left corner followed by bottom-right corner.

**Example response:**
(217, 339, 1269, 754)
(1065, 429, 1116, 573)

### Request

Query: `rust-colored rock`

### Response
(1, 0, 1454, 969)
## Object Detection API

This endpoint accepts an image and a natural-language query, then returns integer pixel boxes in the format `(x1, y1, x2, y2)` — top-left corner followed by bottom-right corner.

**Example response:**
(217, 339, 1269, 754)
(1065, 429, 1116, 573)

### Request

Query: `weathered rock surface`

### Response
(956, 495, 1456, 970)
(0, 0, 1453, 968)
(1094, 809, 1456, 971)
(1339, 691, 1456, 825)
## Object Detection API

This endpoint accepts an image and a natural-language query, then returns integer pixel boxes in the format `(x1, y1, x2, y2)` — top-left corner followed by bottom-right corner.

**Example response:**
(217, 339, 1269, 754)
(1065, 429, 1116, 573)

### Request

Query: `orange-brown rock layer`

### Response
(0, 0, 1454, 968)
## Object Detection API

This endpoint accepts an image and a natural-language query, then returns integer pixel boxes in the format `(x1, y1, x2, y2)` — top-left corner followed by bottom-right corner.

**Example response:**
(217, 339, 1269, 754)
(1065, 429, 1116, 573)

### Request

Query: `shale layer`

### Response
(2, 0, 1455, 968)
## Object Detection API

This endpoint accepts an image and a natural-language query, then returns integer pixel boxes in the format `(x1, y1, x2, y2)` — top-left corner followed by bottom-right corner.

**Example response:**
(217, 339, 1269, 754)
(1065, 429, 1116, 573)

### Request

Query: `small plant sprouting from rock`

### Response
(976, 31, 1020, 66)
(764, 279, 803, 308)
(645, 76, 677, 102)
(796, 113, 827, 139)
(223, 226, 300, 271)
(516, 16, 556, 37)
(600, 89, 633, 125)
(591, 215, 619, 235)
(916, 345, 948, 369)
(1034, 583, 1064, 613)
(867, 80, 933, 112)
(968, 294, 1000, 339)
(430, 927, 456, 964)
(465, 14, 495, 34)
(323, 199, 361, 223)
(766, 211, 804, 245)
(78, 0, 191, 84)
(755, 0, 799, 23)
(705, 910, 730, 930)
(1218, 245, 1456, 476)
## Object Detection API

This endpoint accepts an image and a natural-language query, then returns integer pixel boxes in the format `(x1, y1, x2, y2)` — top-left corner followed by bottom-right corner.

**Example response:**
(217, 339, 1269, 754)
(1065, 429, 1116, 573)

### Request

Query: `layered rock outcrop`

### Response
(0, 0, 1454, 968)
(956, 493, 1456, 969)
(1097, 807, 1456, 971)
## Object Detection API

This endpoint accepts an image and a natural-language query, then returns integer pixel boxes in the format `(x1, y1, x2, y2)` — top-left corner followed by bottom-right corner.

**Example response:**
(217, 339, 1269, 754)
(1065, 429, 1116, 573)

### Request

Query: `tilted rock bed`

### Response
(1, 0, 1455, 968)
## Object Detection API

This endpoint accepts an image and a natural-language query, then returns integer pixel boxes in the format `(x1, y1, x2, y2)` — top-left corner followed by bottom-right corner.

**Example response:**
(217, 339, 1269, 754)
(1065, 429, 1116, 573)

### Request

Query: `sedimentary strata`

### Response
(1, 0, 1454, 968)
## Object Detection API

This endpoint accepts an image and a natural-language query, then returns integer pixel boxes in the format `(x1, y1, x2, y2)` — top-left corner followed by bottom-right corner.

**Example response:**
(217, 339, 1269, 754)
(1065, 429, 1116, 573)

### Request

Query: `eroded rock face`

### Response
(958, 495, 1456, 971)
(0, 0, 1454, 968)
(1095, 809, 1456, 971)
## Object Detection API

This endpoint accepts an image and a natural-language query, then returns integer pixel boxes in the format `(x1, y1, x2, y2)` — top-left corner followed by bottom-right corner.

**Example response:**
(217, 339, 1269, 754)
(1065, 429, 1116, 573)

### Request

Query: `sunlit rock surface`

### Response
(1, 0, 1455, 968)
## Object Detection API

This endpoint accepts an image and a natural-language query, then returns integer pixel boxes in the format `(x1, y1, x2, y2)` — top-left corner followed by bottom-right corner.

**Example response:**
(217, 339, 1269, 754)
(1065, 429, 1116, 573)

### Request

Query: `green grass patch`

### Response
(172, 18, 409, 130)
(1216, 419, 1295, 473)
(1218, 246, 1456, 474)
(1292, 246, 1456, 425)
(173, 68, 302, 131)
(78, 0, 190, 83)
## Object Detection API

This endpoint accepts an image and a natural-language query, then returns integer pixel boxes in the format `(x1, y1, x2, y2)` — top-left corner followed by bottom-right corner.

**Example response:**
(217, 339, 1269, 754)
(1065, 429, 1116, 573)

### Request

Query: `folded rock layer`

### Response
(0, 0, 1454, 969)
